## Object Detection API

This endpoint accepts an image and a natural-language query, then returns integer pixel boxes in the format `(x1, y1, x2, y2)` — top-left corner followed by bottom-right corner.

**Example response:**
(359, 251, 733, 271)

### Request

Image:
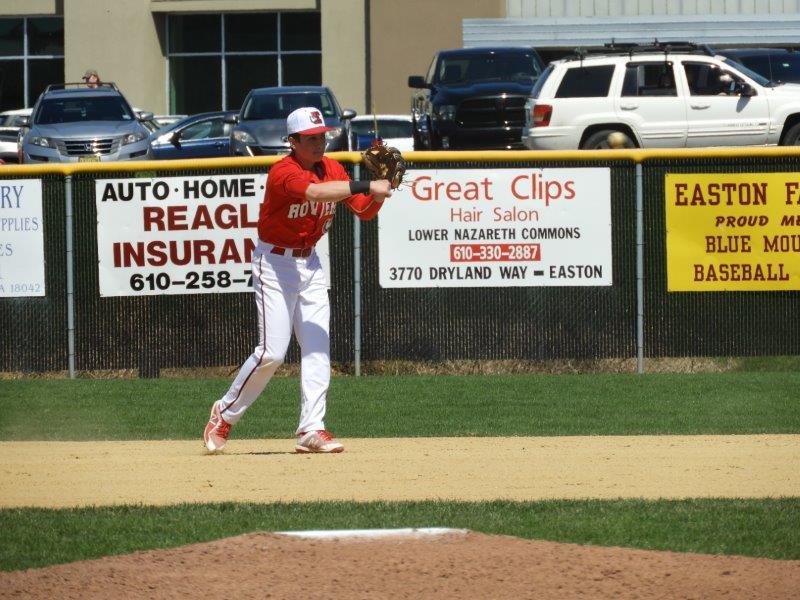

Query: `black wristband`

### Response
(349, 180, 370, 195)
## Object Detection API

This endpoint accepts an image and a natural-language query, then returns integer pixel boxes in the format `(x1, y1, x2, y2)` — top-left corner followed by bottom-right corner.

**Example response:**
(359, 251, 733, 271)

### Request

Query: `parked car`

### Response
(0, 108, 31, 163)
(522, 41, 800, 150)
(20, 82, 153, 163)
(408, 47, 545, 150)
(153, 114, 188, 128)
(713, 47, 800, 84)
(135, 112, 188, 133)
(230, 85, 355, 156)
(135, 110, 165, 133)
(350, 114, 414, 151)
(149, 111, 237, 160)
(0, 107, 32, 128)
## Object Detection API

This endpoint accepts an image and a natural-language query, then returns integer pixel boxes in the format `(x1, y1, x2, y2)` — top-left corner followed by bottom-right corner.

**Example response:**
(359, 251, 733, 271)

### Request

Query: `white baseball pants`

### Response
(217, 240, 330, 435)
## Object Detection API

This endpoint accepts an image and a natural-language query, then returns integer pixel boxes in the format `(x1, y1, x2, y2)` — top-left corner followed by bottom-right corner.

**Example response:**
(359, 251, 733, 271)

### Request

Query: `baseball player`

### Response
(204, 106, 392, 454)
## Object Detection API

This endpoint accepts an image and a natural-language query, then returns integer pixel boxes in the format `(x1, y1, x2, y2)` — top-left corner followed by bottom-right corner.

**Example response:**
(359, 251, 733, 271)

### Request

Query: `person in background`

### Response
(82, 69, 101, 88)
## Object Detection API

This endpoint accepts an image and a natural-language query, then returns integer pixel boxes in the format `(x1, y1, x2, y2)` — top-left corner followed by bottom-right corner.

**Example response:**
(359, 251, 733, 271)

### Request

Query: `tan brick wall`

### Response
(368, 0, 505, 115)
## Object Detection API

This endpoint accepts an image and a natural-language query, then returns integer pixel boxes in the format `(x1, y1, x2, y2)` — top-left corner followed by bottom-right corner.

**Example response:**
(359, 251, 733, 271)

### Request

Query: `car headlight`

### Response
(233, 130, 257, 144)
(325, 127, 343, 141)
(121, 131, 147, 146)
(434, 105, 457, 121)
(29, 136, 55, 148)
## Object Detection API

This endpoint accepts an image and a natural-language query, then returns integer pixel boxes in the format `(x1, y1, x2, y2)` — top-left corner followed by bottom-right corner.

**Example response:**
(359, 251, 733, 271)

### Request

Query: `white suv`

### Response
(522, 43, 800, 150)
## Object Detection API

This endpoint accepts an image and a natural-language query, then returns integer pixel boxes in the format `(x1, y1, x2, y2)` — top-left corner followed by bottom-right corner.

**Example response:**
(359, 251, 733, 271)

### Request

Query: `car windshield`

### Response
(436, 52, 542, 84)
(351, 119, 412, 138)
(529, 64, 554, 99)
(241, 93, 338, 120)
(721, 57, 772, 86)
(736, 52, 800, 84)
(0, 114, 28, 127)
(35, 96, 135, 124)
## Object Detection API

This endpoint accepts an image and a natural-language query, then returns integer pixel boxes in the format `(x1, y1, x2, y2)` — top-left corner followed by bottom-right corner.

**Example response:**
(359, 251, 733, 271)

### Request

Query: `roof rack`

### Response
(44, 82, 120, 92)
(568, 39, 714, 62)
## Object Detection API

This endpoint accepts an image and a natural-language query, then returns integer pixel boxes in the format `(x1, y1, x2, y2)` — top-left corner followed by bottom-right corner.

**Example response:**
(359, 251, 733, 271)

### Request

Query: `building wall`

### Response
(3, 0, 504, 116)
(66, 0, 362, 114)
(321, 0, 366, 114)
(7, 0, 800, 117)
(150, 0, 315, 10)
(2, 0, 58, 16)
(368, 0, 505, 115)
(505, 0, 800, 17)
(65, 0, 165, 112)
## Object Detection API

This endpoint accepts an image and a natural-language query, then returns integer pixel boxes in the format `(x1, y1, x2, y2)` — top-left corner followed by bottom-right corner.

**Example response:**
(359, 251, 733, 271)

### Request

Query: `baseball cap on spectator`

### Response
(83, 69, 99, 80)
(286, 107, 334, 136)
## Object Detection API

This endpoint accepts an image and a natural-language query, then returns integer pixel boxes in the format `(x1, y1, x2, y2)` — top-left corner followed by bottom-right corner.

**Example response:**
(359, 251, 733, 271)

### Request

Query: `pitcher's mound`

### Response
(2, 530, 798, 599)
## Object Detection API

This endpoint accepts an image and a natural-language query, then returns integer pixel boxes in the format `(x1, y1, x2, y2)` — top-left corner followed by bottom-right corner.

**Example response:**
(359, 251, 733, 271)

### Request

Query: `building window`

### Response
(0, 17, 64, 111)
(167, 12, 321, 115)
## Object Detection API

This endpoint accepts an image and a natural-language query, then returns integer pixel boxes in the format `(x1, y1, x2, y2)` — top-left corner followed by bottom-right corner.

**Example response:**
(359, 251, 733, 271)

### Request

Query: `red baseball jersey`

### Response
(257, 154, 383, 248)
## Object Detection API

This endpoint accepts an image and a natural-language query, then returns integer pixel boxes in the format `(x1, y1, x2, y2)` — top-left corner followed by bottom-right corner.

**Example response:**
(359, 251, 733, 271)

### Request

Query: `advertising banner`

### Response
(665, 173, 800, 291)
(0, 179, 45, 298)
(95, 174, 333, 297)
(378, 168, 612, 287)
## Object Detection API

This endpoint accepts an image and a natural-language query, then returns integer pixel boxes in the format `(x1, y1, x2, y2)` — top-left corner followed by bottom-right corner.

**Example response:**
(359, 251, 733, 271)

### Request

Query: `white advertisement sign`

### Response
(96, 174, 332, 297)
(378, 168, 612, 287)
(96, 174, 266, 297)
(0, 179, 45, 297)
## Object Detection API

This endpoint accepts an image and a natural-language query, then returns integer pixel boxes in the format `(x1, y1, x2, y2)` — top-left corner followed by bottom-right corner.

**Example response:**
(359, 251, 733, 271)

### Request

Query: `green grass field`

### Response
(1, 372, 798, 570)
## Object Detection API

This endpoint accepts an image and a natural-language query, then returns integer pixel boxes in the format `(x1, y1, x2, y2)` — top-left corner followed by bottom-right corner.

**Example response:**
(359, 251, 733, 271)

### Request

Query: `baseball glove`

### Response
(361, 141, 406, 189)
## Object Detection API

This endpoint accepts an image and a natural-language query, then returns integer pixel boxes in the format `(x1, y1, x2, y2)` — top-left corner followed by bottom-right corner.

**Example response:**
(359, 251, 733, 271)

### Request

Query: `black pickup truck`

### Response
(408, 47, 545, 150)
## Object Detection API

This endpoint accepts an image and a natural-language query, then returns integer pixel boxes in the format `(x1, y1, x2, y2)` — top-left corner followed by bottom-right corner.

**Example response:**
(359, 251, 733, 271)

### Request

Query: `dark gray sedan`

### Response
(230, 85, 355, 156)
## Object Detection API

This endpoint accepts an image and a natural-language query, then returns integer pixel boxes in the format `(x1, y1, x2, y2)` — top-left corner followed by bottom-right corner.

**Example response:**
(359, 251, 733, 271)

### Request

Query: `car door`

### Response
(615, 61, 687, 148)
(159, 117, 230, 159)
(680, 61, 769, 147)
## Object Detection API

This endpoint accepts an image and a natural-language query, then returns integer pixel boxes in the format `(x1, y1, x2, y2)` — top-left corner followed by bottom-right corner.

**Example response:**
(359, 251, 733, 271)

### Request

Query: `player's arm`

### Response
(305, 179, 392, 203)
(344, 179, 394, 221)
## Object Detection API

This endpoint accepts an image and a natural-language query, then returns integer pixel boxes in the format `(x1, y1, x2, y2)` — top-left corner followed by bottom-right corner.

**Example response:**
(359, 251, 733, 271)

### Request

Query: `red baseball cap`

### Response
(286, 107, 335, 135)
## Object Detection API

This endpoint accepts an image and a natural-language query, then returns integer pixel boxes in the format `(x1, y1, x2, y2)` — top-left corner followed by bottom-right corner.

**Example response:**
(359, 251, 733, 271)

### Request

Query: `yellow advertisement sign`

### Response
(665, 173, 800, 291)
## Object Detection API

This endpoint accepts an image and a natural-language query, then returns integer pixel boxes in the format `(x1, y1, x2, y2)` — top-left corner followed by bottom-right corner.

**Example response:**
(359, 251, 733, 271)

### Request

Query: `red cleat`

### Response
(203, 402, 231, 453)
(295, 430, 344, 453)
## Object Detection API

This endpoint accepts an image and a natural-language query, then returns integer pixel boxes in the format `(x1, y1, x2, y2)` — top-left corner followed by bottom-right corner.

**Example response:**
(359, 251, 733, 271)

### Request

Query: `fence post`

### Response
(65, 175, 76, 379)
(353, 163, 362, 377)
(635, 162, 645, 374)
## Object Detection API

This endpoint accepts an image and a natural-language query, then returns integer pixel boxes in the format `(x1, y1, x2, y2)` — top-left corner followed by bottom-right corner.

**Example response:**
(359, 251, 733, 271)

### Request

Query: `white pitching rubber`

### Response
(275, 527, 468, 539)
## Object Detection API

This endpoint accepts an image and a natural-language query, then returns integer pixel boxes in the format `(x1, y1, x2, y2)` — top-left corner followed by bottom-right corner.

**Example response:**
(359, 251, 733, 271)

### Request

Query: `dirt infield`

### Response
(2, 434, 799, 598)
(2, 531, 799, 600)
(1, 435, 798, 507)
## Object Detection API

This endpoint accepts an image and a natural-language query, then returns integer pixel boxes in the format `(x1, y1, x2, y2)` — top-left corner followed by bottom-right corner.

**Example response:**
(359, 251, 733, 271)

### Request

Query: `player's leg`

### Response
(292, 257, 341, 453)
(219, 253, 297, 422)
(204, 252, 296, 451)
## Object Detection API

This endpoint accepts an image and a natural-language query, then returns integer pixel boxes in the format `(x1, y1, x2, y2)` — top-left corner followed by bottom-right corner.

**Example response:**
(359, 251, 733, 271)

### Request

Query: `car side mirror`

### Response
(19, 116, 30, 127)
(224, 114, 239, 124)
(137, 111, 154, 122)
(341, 108, 357, 121)
(408, 75, 428, 89)
(169, 131, 181, 147)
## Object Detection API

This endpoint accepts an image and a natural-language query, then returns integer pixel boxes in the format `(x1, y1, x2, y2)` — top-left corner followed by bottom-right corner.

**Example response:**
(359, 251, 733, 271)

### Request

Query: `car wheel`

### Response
(781, 122, 800, 145)
(582, 129, 635, 150)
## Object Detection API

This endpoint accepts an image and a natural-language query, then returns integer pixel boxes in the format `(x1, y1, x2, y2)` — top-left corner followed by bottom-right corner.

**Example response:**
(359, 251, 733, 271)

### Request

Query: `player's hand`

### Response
(370, 179, 392, 202)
